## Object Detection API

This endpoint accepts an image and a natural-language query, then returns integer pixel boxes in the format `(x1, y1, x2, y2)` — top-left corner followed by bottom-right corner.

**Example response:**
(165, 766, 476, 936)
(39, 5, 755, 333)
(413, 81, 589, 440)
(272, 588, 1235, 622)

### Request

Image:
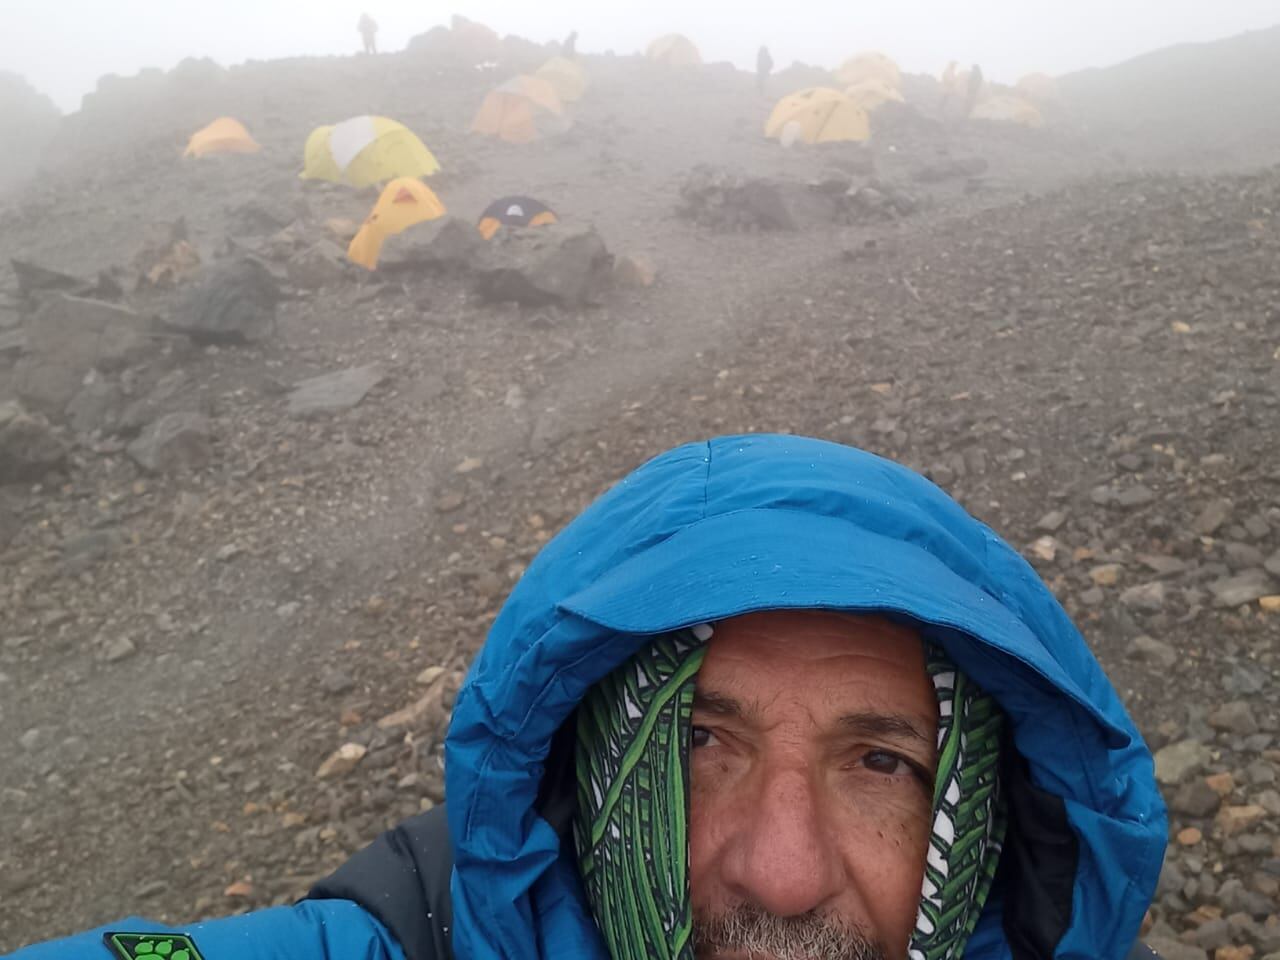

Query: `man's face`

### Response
(689, 611, 938, 960)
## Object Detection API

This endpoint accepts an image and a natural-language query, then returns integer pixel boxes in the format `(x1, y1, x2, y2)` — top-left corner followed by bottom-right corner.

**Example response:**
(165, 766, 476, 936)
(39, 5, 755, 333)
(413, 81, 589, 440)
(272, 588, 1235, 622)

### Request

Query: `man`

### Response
(966, 63, 986, 117)
(563, 30, 578, 59)
(358, 12, 378, 56)
(756, 45, 774, 95)
(9, 435, 1166, 959)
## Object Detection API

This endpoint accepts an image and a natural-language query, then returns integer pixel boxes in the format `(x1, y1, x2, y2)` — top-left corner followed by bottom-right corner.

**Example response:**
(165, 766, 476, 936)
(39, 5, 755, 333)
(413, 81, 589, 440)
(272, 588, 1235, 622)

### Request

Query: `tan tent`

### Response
(971, 94, 1044, 128)
(1016, 73, 1058, 104)
(471, 75, 568, 144)
(536, 57, 587, 103)
(765, 88, 870, 145)
(647, 34, 702, 67)
(844, 78, 905, 112)
(836, 53, 901, 91)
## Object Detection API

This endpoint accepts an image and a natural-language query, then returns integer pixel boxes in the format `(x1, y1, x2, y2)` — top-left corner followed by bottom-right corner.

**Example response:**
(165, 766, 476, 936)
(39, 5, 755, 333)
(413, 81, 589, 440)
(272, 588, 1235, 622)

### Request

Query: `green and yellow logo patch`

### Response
(102, 932, 205, 960)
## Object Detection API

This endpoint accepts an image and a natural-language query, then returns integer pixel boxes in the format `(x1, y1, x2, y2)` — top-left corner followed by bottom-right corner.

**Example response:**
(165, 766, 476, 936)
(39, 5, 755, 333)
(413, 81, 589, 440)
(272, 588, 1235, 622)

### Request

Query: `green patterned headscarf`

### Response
(573, 624, 1006, 960)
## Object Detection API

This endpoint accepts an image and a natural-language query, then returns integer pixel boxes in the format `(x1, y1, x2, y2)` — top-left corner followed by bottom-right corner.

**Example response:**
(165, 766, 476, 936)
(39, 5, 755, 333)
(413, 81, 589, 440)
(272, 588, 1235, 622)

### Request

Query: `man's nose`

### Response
(719, 766, 846, 917)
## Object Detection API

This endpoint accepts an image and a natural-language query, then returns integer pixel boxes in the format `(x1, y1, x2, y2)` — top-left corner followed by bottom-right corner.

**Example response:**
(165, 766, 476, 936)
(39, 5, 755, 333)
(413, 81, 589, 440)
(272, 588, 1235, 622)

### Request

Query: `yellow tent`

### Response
(347, 178, 447, 270)
(184, 117, 260, 158)
(471, 75, 567, 144)
(646, 34, 701, 67)
(844, 78, 905, 112)
(536, 56, 587, 103)
(836, 53, 901, 91)
(302, 116, 440, 188)
(765, 87, 870, 145)
(971, 94, 1044, 128)
(1016, 72, 1058, 103)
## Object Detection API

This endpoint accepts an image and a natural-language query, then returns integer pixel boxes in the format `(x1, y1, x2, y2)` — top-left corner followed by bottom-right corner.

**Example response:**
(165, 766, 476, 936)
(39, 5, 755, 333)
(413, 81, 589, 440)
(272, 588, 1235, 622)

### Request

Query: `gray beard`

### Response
(693, 904, 889, 960)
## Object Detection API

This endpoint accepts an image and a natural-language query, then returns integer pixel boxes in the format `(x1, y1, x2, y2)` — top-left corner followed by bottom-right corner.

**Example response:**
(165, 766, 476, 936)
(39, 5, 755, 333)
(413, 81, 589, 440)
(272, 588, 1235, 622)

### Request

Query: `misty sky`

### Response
(5, 0, 1279, 112)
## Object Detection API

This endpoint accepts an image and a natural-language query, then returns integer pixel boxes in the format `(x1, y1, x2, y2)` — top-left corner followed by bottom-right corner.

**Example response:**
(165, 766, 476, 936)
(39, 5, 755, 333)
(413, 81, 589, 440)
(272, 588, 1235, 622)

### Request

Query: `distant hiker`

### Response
(358, 12, 378, 55)
(756, 45, 774, 94)
(966, 62, 985, 116)
(563, 30, 578, 58)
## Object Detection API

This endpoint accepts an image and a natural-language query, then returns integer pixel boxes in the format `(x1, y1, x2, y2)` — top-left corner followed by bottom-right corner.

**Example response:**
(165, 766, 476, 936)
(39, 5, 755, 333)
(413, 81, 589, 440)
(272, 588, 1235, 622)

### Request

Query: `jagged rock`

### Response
(171, 258, 280, 343)
(65, 377, 125, 436)
(126, 412, 213, 473)
(287, 364, 386, 418)
(117, 371, 206, 436)
(10, 259, 121, 301)
(228, 195, 309, 236)
(287, 240, 349, 289)
(13, 294, 151, 413)
(476, 224, 613, 307)
(381, 216, 485, 270)
(1119, 580, 1167, 612)
(678, 167, 796, 231)
(1208, 701, 1260, 736)
(0, 402, 67, 483)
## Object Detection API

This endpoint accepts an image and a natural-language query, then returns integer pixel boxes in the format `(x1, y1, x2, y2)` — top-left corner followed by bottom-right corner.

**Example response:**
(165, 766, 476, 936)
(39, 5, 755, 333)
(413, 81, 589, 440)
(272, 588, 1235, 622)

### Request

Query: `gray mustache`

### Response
(693, 904, 888, 960)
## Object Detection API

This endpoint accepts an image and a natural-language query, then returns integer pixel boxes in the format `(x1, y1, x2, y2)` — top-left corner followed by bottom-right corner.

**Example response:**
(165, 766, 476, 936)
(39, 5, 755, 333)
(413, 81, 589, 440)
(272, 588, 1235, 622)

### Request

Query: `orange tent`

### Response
(470, 75, 567, 144)
(347, 178, 447, 270)
(184, 117, 260, 158)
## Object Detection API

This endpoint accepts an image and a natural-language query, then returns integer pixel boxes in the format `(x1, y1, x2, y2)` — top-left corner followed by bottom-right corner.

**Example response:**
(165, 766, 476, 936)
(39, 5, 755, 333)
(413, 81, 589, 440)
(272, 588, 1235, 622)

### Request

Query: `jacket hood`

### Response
(444, 434, 1166, 960)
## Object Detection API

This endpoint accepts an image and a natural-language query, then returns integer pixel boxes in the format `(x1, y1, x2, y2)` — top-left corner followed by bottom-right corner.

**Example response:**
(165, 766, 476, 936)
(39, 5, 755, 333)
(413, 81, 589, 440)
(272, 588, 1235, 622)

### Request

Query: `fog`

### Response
(5, 0, 1280, 112)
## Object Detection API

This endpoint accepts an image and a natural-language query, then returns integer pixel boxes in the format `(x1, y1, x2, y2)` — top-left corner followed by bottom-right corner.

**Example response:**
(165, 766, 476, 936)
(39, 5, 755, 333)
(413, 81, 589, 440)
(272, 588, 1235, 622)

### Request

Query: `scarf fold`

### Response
(574, 628, 1005, 960)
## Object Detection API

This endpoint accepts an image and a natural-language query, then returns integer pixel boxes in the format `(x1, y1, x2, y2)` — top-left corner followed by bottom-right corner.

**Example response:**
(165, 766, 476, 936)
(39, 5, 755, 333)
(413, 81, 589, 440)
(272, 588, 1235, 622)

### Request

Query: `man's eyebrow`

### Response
(837, 712, 934, 749)
(691, 690, 755, 722)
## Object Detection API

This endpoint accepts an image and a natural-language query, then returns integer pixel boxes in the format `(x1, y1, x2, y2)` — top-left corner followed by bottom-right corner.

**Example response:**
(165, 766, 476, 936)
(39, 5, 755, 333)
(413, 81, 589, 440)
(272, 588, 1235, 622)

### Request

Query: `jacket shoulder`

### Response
(308, 803, 455, 960)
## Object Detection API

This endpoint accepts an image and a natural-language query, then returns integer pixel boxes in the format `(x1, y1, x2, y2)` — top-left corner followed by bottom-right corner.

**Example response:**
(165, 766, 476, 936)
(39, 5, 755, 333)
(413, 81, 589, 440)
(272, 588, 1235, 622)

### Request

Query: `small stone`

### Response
(1209, 701, 1259, 736)
(435, 492, 466, 513)
(1130, 635, 1178, 669)
(1205, 773, 1236, 797)
(275, 601, 301, 619)
(19, 728, 43, 751)
(1036, 510, 1067, 532)
(1089, 563, 1124, 587)
(1171, 780, 1223, 818)
(454, 456, 484, 475)
(416, 665, 446, 686)
(103, 636, 137, 663)
(215, 543, 243, 562)
(1154, 739, 1213, 785)
(1216, 805, 1267, 836)
(1214, 948, 1255, 960)
(1029, 536, 1058, 562)
(1116, 485, 1156, 508)
(1210, 570, 1275, 608)
(320, 669, 355, 696)
(288, 365, 385, 419)
(223, 880, 254, 898)
(1120, 581, 1167, 612)
(315, 743, 367, 779)
(1193, 499, 1234, 536)
(134, 880, 169, 899)
(1178, 826, 1204, 845)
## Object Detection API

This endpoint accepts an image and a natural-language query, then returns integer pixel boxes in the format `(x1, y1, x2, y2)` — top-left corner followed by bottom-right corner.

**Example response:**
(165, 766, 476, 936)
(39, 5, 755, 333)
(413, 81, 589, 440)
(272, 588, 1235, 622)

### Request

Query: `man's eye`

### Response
(691, 726, 720, 749)
(862, 750, 912, 776)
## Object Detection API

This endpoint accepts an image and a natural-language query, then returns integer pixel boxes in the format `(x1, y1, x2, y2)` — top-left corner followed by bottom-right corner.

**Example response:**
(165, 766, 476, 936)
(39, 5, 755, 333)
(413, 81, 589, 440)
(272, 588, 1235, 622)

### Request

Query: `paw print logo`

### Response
(133, 939, 191, 960)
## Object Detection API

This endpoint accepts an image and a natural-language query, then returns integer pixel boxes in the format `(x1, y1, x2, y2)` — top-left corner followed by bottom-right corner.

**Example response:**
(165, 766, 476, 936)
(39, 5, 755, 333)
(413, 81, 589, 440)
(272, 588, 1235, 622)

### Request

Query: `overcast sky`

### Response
(5, 0, 1279, 112)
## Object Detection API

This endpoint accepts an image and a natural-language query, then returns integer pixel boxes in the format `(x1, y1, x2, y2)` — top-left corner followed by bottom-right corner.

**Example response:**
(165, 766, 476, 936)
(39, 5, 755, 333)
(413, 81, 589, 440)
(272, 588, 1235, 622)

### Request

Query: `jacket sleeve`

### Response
(3, 899, 406, 960)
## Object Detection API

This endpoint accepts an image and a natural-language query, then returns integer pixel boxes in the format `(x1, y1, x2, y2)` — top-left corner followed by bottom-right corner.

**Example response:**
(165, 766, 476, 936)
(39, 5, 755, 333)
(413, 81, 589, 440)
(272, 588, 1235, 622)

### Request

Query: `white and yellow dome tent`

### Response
(302, 116, 440, 188)
(765, 88, 870, 145)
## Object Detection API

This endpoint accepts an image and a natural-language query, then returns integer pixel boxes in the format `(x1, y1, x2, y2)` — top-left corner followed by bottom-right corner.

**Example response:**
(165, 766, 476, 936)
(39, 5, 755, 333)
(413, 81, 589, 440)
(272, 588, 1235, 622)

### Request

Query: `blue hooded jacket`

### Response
(6, 435, 1166, 960)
